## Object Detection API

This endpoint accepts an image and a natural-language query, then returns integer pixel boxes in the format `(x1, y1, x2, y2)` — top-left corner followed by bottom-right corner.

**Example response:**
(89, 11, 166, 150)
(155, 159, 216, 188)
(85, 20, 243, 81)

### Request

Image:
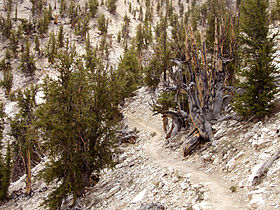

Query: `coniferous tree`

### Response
(84, 34, 97, 70)
(37, 46, 120, 209)
(20, 41, 36, 75)
(10, 29, 21, 58)
(0, 102, 10, 201)
(15, 2, 18, 22)
(88, 0, 99, 18)
(10, 86, 39, 196)
(97, 14, 108, 34)
(121, 14, 130, 43)
(271, 0, 280, 22)
(60, 0, 66, 17)
(0, 50, 13, 95)
(34, 35, 41, 54)
(46, 32, 57, 64)
(107, 0, 117, 13)
(114, 46, 142, 99)
(233, 0, 277, 119)
(57, 25, 64, 48)
(0, 15, 12, 39)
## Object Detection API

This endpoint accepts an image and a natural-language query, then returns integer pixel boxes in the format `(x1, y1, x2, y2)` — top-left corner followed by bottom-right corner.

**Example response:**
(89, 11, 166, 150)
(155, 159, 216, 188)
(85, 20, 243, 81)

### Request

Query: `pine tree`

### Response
(46, 32, 57, 64)
(84, 34, 97, 71)
(1, 15, 12, 39)
(97, 14, 108, 34)
(88, 0, 99, 18)
(0, 102, 11, 201)
(271, 0, 280, 21)
(37, 47, 120, 209)
(57, 25, 64, 48)
(10, 86, 39, 196)
(233, 0, 277, 119)
(113, 46, 142, 99)
(0, 50, 13, 96)
(20, 41, 36, 75)
(121, 14, 130, 42)
(34, 35, 40, 54)
(107, 0, 117, 13)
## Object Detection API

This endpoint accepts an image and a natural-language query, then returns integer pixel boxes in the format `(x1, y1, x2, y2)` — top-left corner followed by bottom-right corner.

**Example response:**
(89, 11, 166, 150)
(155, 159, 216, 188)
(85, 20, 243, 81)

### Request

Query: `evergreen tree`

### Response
(121, 14, 130, 43)
(20, 41, 36, 75)
(0, 102, 10, 201)
(113, 46, 142, 99)
(271, 0, 280, 21)
(233, 0, 277, 119)
(60, 0, 66, 17)
(46, 32, 57, 64)
(0, 50, 13, 95)
(10, 86, 39, 195)
(10, 29, 21, 58)
(97, 14, 108, 34)
(205, 0, 226, 53)
(0, 15, 12, 39)
(107, 0, 117, 13)
(37, 47, 120, 209)
(84, 34, 97, 71)
(34, 35, 41, 54)
(88, 0, 99, 18)
(57, 25, 64, 48)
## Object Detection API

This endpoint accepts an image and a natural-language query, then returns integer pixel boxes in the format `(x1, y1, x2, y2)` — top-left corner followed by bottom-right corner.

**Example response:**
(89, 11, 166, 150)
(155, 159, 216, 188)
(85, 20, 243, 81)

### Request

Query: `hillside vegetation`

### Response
(0, 0, 280, 209)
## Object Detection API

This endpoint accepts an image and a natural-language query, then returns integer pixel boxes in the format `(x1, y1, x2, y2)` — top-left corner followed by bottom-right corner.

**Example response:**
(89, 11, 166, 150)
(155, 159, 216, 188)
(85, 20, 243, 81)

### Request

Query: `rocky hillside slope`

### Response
(0, 0, 280, 210)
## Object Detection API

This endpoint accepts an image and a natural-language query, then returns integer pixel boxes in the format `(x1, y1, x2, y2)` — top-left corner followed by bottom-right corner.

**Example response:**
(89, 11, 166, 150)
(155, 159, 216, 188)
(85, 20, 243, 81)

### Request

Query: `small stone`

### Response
(132, 189, 147, 203)
(172, 176, 179, 183)
(192, 201, 211, 210)
(139, 202, 165, 210)
(107, 185, 120, 198)
(202, 154, 212, 162)
(225, 152, 245, 172)
(180, 182, 188, 191)
(249, 194, 265, 209)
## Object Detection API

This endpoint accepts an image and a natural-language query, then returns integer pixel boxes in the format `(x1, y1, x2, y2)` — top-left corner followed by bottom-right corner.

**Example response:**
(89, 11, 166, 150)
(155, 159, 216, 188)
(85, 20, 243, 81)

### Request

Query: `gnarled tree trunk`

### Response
(157, 16, 237, 156)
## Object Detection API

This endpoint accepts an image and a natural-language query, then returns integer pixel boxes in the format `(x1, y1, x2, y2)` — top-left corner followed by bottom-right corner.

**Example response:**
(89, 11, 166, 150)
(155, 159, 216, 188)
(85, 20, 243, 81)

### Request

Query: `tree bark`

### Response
(155, 15, 237, 156)
(26, 149, 32, 195)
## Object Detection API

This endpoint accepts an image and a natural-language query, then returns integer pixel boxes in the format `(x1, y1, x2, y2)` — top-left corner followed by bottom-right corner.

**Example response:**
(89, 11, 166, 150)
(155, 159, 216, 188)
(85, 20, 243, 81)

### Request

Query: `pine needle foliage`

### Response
(10, 85, 39, 195)
(0, 102, 11, 202)
(233, 0, 277, 119)
(37, 47, 120, 209)
(113, 46, 142, 99)
(20, 41, 36, 75)
(107, 0, 117, 13)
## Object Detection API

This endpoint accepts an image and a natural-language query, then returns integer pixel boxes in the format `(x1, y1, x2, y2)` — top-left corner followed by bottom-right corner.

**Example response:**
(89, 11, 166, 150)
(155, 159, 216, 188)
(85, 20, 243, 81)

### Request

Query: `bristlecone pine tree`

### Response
(37, 46, 120, 209)
(233, 0, 277, 119)
(0, 102, 11, 201)
(10, 86, 40, 196)
(152, 0, 238, 156)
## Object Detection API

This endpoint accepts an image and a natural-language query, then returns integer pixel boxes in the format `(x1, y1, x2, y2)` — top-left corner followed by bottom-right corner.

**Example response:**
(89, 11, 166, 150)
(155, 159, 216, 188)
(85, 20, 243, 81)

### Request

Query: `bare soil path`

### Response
(126, 112, 248, 210)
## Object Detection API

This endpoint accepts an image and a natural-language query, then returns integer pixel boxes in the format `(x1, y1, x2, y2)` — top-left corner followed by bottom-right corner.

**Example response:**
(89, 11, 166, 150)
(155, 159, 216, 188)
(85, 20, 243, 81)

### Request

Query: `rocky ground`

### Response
(1, 0, 280, 210)
(82, 85, 280, 210)
(1, 85, 280, 210)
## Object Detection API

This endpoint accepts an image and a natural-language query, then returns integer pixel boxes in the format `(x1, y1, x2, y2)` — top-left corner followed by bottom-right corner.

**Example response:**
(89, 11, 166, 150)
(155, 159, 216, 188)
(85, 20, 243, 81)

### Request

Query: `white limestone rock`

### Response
(132, 189, 147, 203)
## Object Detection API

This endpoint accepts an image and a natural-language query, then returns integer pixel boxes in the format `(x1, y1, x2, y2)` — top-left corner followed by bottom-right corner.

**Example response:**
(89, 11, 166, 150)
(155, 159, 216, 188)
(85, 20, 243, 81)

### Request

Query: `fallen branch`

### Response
(248, 149, 280, 187)
(182, 130, 201, 157)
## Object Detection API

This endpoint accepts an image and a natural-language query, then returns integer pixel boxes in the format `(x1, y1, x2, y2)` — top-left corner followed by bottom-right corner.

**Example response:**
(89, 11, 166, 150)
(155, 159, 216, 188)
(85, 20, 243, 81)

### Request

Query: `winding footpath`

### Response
(124, 90, 248, 209)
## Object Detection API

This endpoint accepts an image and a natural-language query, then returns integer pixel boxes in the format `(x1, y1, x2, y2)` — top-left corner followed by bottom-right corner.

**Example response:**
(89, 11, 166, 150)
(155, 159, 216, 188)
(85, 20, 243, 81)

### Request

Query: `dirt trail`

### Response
(127, 115, 248, 210)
